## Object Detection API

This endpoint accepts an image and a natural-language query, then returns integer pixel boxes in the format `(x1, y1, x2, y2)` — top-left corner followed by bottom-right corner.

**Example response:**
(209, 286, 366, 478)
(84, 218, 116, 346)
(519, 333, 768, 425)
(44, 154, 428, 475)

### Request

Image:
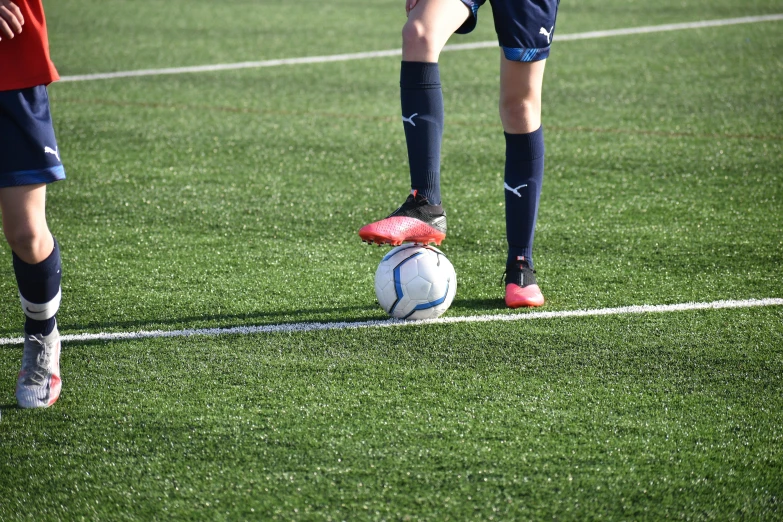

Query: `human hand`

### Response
(406, 0, 419, 16)
(0, 0, 24, 41)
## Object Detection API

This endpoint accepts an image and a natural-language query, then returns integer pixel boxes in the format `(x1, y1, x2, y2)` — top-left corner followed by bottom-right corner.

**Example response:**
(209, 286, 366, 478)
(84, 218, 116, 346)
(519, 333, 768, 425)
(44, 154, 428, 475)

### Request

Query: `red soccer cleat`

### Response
(359, 191, 447, 246)
(504, 256, 545, 308)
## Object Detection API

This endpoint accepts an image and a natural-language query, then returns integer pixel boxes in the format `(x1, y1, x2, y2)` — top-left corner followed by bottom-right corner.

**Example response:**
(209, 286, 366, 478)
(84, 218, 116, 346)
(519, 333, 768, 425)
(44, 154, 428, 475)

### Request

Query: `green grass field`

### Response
(1, 0, 782, 519)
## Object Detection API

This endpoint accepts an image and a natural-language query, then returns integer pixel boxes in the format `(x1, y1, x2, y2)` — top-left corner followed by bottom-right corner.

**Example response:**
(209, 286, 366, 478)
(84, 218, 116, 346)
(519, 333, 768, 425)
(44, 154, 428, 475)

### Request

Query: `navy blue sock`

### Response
(504, 127, 545, 267)
(400, 61, 443, 205)
(13, 238, 61, 336)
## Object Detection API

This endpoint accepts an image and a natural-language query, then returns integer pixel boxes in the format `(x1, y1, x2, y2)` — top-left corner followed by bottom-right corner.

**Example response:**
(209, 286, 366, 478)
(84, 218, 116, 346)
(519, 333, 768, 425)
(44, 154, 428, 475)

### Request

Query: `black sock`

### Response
(400, 61, 443, 205)
(504, 128, 545, 268)
(13, 238, 61, 336)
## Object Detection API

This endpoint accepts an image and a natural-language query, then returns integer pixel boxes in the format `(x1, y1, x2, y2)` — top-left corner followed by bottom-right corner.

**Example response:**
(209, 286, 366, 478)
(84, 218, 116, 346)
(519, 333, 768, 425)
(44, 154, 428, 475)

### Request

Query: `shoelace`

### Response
(21, 336, 50, 386)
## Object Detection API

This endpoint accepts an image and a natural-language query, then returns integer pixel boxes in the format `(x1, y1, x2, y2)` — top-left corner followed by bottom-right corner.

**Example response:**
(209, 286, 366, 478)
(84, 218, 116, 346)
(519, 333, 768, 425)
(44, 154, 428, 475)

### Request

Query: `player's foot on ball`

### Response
(503, 256, 545, 308)
(16, 324, 62, 408)
(359, 190, 447, 246)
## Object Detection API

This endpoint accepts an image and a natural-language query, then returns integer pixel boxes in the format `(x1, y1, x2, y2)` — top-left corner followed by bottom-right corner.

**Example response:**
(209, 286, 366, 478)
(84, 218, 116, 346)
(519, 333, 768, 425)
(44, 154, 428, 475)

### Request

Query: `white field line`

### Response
(0, 298, 781, 346)
(58, 14, 783, 83)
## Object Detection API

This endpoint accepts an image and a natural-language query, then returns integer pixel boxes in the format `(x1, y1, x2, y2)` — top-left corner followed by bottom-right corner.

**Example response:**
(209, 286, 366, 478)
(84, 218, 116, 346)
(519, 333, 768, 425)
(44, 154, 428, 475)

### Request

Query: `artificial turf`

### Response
(0, 0, 781, 519)
(2, 309, 781, 519)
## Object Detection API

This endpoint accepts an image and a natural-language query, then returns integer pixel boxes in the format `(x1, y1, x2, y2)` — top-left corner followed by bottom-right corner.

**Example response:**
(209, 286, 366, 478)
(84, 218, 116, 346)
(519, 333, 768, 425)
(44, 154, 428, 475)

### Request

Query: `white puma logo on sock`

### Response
(504, 182, 528, 198)
(402, 113, 418, 126)
(44, 146, 60, 161)
(539, 26, 553, 44)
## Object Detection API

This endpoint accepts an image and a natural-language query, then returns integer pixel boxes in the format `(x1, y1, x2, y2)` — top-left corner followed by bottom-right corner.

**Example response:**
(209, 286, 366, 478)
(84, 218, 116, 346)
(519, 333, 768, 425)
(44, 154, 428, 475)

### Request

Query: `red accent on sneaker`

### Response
(505, 283, 545, 308)
(359, 216, 446, 246)
(48, 374, 62, 406)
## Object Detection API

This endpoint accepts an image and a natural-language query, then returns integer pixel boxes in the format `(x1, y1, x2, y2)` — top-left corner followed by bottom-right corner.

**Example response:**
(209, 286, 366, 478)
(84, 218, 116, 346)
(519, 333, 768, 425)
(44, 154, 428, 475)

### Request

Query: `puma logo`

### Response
(539, 26, 553, 44)
(504, 182, 528, 198)
(44, 146, 60, 161)
(402, 113, 418, 126)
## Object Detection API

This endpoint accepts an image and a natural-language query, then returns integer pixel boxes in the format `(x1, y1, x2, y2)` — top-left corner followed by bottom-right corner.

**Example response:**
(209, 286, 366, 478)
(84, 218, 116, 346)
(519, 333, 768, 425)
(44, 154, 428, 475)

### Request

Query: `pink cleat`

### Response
(504, 256, 545, 308)
(359, 191, 446, 246)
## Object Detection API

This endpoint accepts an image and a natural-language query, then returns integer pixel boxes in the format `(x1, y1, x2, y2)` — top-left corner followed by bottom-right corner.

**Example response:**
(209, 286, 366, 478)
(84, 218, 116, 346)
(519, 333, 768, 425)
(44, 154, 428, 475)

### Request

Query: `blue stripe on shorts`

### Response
(0, 85, 66, 187)
(0, 165, 66, 188)
(502, 45, 551, 62)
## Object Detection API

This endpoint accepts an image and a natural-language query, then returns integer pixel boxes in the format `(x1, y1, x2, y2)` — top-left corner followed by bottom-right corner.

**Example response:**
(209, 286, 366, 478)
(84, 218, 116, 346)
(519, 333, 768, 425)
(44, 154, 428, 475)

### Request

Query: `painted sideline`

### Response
(1, 298, 781, 346)
(59, 14, 783, 83)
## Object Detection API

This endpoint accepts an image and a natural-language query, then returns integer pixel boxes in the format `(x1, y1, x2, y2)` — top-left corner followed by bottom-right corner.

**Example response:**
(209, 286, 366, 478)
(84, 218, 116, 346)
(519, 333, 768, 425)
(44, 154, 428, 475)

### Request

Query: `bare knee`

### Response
(402, 20, 440, 62)
(4, 226, 52, 264)
(499, 57, 546, 133)
(499, 96, 541, 134)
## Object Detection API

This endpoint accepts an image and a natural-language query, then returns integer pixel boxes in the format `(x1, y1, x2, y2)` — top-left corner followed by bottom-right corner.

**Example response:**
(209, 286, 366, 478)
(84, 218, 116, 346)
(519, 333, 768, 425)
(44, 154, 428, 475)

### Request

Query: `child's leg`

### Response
(0, 184, 61, 336)
(5, 185, 64, 408)
(400, 0, 469, 205)
(499, 57, 547, 307)
(1, 85, 66, 407)
(358, 0, 471, 246)
(489, 0, 558, 307)
(499, 57, 547, 267)
(402, 0, 470, 62)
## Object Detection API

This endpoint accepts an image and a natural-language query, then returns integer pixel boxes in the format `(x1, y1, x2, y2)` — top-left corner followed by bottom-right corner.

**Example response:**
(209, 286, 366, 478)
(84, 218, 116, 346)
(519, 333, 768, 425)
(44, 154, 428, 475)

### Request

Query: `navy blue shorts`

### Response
(0, 85, 66, 188)
(458, 0, 560, 62)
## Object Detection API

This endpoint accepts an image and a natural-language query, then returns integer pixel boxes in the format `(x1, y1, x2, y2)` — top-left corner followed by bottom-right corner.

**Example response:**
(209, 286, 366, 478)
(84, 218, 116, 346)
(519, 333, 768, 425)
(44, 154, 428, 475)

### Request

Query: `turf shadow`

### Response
(56, 304, 381, 334)
(450, 297, 509, 313)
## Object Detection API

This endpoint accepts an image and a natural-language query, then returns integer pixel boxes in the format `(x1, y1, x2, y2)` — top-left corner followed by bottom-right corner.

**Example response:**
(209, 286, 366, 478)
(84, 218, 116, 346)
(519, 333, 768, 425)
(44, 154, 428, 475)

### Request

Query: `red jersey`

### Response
(0, 0, 59, 91)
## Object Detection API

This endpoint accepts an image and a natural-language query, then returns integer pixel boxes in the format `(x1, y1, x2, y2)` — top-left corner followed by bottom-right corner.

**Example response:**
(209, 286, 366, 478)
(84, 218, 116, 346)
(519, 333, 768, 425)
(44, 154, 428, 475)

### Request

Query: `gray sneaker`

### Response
(16, 324, 62, 408)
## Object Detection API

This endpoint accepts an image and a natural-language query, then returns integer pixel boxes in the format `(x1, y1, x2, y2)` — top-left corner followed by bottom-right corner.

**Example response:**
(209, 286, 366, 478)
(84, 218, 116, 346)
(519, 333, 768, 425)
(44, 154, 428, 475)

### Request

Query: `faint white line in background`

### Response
(1, 298, 781, 346)
(58, 14, 783, 82)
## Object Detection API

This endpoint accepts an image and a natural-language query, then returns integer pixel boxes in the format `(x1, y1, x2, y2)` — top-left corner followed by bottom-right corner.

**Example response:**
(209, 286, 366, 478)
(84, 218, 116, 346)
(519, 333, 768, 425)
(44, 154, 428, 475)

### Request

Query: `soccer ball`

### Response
(375, 244, 457, 320)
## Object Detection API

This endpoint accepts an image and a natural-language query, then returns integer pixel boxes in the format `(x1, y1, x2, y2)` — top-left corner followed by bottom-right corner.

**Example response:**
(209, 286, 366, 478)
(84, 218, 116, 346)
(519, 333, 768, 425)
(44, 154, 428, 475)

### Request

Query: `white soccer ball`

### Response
(374, 244, 457, 320)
